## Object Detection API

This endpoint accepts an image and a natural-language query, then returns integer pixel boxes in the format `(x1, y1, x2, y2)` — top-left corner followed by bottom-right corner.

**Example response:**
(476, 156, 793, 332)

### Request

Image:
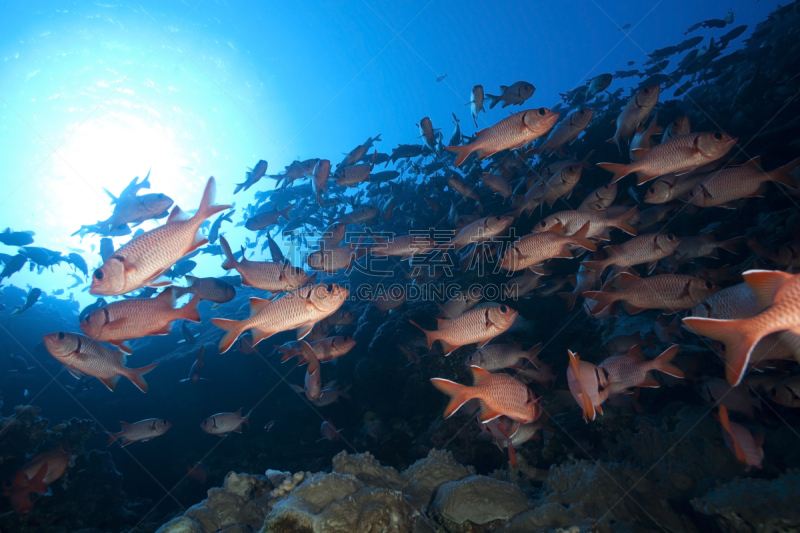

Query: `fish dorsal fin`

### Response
(742, 156, 762, 171)
(626, 345, 644, 361)
(469, 365, 491, 386)
(249, 297, 271, 315)
(167, 206, 191, 224)
(235, 408, 242, 417)
(742, 270, 792, 309)
(475, 128, 489, 138)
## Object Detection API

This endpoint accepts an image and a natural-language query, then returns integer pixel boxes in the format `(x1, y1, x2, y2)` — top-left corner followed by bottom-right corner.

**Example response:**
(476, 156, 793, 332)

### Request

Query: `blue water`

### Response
(0, 1, 795, 530)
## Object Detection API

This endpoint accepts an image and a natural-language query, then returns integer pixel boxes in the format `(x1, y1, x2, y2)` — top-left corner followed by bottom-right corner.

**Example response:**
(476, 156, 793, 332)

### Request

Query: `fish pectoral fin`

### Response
(67, 367, 84, 379)
(476, 339, 491, 349)
(233, 426, 242, 433)
(110, 340, 133, 354)
(478, 401, 503, 423)
(104, 318, 129, 331)
(296, 322, 315, 340)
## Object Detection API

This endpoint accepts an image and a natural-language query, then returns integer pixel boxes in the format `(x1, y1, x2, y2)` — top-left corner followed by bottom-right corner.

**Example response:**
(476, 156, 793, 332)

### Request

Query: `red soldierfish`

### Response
(715, 405, 763, 470)
(567, 350, 609, 422)
(80, 289, 201, 353)
(200, 409, 251, 436)
(301, 340, 322, 401)
(431, 365, 540, 423)
(42, 332, 157, 392)
(599, 345, 684, 394)
(211, 284, 348, 353)
(445, 108, 559, 167)
(607, 85, 660, 153)
(683, 270, 800, 387)
(90, 177, 231, 296)
(411, 305, 518, 355)
(107, 419, 172, 446)
(598, 131, 737, 184)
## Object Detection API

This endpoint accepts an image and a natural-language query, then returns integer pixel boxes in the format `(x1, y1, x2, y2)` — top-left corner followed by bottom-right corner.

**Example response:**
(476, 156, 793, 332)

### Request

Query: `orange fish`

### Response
(42, 332, 157, 392)
(301, 340, 322, 401)
(599, 345, 683, 394)
(211, 284, 348, 353)
(90, 177, 230, 296)
(683, 270, 800, 386)
(714, 405, 763, 470)
(411, 305, 518, 355)
(584, 273, 718, 316)
(533, 207, 638, 240)
(566, 350, 609, 422)
(533, 108, 595, 157)
(4, 463, 48, 514)
(276, 336, 356, 364)
(599, 131, 737, 184)
(629, 112, 663, 161)
(607, 85, 660, 153)
(581, 232, 681, 278)
(445, 108, 559, 167)
(431, 365, 540, 423)
(80, 289, 200, 353)
(221, 236, 316, 292)
(686, 156, 799, 208)
(499, 221, 596, 272)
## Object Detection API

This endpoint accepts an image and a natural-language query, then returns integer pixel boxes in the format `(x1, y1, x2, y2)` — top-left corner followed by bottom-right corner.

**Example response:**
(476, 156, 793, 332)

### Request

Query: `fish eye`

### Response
(705, 281, 714, 289)
(579, 109, 585, 115)
(568, 166, 575, 172)
(713, 131, 724, 140)
(603, 184, 610, 190)
(643, 88, 650, 94)
(648, 187, 656, 194)
(667, 234, 675, 240)
(326, 284, 334, 291)
(58, 332, 65, 340)
(499, 305, 508, 313)
(537, 108, 546, 116)
(94, 270, 104, 280)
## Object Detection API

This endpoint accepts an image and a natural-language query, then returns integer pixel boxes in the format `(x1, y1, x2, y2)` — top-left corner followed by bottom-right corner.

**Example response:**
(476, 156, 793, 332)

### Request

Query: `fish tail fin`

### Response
(682, 317, 758, 386)
(581, 290, 616, 315)
(106, 431, 122, 446)
(486, 94, 500, 109)
(556, 290, 578, 311)
(409, 319, 436, 348)
(444, 144, 473, 167)
(718, 237, 742, 254)
(652, 344, 684, 378)
(569, 221, 598, 252)
(211, 318, 245, 354)
(243, 408, 252, 428)
(430, 378, 474, 418)
(172, 285, 191, 299)
(580, 259, 608, 275)
(180, 294, 202, 322)
(597, 162, 631, 184)
(195, 177, 232, 222)
(127, 362, 158, 393)
(279, 203, 294, 221)
(614, 206, 639, 235)
(220, 236, 238, 270)
(770, 157, 800, 187)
